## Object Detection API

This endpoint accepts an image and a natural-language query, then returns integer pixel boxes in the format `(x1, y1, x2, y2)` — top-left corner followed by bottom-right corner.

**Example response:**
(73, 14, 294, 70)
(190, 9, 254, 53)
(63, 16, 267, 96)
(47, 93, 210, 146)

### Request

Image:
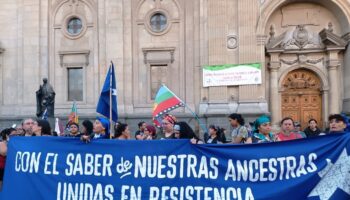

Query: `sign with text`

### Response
(203, 63, 262, 87)
(1, 134, 350, 200)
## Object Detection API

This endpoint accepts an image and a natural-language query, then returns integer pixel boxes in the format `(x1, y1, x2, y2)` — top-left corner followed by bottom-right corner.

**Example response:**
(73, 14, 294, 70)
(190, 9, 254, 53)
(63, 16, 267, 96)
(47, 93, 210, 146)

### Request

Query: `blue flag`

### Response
(41, 108, 48, 120)
(96, 62, 118, 122)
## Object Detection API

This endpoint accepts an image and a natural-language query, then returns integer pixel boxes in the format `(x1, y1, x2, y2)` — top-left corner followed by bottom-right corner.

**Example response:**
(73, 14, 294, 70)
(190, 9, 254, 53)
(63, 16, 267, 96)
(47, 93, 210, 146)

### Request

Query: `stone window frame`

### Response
(145, 9, 172, 36)
(58, 50, 90, 103)
(62, 14, 87, 40)
(142, 47, 175, 104)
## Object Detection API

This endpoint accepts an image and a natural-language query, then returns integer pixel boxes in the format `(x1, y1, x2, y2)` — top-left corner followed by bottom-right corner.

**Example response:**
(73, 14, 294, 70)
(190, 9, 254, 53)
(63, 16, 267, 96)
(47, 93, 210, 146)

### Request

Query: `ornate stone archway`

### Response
(281, 69, 322, 129)
(264, 2, 348, 126)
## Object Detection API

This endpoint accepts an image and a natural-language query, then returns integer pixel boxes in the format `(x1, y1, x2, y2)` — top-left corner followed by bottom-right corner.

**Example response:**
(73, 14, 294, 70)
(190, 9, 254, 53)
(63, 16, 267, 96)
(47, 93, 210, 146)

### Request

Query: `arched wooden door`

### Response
(281, 69, 322, 129)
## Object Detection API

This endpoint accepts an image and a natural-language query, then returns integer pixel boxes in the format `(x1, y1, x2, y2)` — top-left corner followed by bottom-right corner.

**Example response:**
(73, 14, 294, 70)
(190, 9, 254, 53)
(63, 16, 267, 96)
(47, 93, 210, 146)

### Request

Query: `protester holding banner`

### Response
(0, 128, 12, 189)
(21, 118, 35, 136)
(81, 120, 93, 137)
(32, 119, 52, 136)
(158, 114, 177, 139)
(66, 123, 81, 138)
(276, 117, 302, 141)
(143, 125, 157, 140)
(135, 121, 147, 140)
(252, 115, 276, 143)
(228, 113, 251, 143)
(205, 125, 225, 144)
(114, 123, 131, 140)
(328, 114, 348, 133)
(303, 119, 321, 137)
(81, 117, 110, 142)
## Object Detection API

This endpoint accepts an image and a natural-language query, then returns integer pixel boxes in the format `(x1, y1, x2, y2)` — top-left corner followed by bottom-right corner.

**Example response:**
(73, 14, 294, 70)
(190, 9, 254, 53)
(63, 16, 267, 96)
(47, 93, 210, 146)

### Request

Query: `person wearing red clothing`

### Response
(276, 117, 302, 141)
(0, 128, 14, 190)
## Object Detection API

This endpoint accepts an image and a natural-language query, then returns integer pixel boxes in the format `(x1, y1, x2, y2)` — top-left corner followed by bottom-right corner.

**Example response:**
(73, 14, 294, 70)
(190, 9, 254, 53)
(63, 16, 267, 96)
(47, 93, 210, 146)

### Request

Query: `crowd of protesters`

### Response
(0, 112, 349, 189)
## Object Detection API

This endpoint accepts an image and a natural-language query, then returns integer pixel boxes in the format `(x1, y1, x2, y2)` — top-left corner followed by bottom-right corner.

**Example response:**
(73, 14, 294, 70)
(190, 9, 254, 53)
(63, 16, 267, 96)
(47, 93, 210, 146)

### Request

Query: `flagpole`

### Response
(109, 61, 113, 138)
(162, 84, 208, 133)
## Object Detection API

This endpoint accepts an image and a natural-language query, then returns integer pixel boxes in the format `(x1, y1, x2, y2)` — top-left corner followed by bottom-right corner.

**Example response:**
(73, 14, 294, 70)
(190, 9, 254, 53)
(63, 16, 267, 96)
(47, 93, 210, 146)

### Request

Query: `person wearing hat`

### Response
(328, 114, 348, 133)
(81, 117, 110, 142)
(252, 115, 276, 143)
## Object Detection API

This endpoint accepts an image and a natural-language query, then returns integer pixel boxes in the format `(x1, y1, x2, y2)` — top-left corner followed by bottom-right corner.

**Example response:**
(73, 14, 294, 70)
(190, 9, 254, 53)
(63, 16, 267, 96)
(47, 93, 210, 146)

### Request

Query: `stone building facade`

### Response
(0, 0, 350, 131)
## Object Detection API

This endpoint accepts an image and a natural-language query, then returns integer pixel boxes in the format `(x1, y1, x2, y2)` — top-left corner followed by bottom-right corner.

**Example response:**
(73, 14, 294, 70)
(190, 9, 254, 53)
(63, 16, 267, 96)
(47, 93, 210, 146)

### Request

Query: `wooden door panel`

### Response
(281, 69, 322, 129)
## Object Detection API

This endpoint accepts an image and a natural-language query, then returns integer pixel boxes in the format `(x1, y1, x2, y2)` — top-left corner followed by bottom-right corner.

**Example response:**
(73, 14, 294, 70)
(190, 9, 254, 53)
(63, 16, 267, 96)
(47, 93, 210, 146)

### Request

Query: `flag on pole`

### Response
(41, 108, 48, 120)
(96, 62, 118, 122)
(152, 85, 183, 127)
(54, 118, 64, 136)
(68, 101, 79, 125)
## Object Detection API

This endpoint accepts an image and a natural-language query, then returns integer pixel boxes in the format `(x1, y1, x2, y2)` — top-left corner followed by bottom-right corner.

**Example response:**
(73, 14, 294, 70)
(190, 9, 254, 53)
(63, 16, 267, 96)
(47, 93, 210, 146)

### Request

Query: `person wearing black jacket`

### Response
(303, 119, 321, 138)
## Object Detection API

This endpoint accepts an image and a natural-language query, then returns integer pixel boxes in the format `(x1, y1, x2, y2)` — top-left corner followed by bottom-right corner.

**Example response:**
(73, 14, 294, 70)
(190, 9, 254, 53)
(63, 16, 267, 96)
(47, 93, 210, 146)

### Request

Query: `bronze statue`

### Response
(36, 78, 55, 118)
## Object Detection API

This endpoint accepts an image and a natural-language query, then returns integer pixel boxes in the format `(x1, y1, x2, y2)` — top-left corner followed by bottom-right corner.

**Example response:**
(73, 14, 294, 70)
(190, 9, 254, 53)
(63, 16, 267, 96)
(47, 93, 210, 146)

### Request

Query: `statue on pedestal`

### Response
(36, 78, 55, 118)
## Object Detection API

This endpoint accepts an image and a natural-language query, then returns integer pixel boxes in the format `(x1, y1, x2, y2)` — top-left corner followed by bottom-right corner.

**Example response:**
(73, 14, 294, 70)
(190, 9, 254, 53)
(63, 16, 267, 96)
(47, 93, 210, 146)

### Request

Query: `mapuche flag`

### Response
(152, 85, 183, 127)
(68, 101, 78, 125)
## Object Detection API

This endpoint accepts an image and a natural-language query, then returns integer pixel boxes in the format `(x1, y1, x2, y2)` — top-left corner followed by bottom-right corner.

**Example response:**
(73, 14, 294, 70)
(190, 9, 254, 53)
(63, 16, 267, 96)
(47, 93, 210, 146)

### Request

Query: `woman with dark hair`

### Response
(114, 123, 131, 140)
(252, 115, 276, 143)
(81, 120, 93, 137)
(32, 119, 51, 136)
(303, 119, 321, 137)
(206, 125, 225, 144)
(228, 113, 251, 144)
(176, 121, 196, 139)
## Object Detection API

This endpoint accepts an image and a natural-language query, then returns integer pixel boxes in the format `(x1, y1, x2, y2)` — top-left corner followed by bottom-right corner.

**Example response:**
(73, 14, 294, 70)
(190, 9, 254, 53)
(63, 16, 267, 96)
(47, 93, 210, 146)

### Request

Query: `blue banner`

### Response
(1, 133, 350, 200)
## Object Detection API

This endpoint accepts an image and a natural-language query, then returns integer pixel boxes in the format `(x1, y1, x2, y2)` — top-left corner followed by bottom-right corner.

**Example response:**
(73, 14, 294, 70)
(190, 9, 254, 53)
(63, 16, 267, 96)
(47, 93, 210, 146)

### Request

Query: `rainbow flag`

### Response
(68, 101, 78, 125)
(152, 85, 183, 127)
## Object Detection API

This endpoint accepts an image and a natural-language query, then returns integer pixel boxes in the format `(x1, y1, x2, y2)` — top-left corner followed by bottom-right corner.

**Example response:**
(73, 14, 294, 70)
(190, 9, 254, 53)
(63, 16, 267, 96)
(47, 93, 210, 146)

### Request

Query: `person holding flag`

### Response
(81, 62, 117, 142)
(152, 84, 208, 135)
(96, 61, 118, 137)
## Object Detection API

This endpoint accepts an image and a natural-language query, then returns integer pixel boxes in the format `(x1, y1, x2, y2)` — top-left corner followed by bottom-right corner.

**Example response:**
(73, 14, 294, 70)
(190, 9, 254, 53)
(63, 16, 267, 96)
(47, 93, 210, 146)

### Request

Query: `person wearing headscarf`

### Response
(252, 115, 276, 143)
(81, 117, 110, 142)
(158, 114, 177, 139)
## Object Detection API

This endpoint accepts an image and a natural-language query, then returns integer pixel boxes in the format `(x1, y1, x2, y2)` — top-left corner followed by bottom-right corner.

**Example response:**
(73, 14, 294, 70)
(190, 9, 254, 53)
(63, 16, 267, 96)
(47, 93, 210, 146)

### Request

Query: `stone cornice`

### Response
(319, 29, 347, 49)
(58, 50, 90, 67)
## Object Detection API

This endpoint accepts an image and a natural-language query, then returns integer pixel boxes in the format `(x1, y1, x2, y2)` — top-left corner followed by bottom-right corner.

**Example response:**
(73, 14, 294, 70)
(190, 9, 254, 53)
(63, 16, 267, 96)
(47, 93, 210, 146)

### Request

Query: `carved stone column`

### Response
(268, 53, 281, 126)
(327, 57, 340, 114)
